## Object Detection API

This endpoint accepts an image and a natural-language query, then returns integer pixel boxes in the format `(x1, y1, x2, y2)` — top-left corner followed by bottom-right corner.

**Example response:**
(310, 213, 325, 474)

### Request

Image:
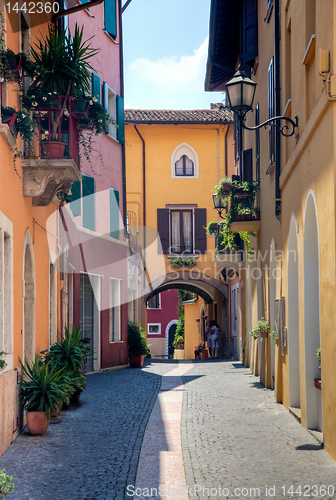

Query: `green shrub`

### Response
(0, 469, 14, 499)
(127, 320, 150, 356)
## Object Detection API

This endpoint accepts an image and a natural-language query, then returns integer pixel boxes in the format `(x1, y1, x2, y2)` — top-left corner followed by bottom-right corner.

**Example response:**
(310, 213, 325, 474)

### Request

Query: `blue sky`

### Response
(122, 0, 224, 110)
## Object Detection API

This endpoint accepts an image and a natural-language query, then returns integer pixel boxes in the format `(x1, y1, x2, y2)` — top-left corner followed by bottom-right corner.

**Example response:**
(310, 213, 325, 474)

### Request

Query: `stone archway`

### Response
(303, 192, 322, 431)
(288, 215, 300, 409)
(23, 229, 35, 364)
(144, 271, 228, 304)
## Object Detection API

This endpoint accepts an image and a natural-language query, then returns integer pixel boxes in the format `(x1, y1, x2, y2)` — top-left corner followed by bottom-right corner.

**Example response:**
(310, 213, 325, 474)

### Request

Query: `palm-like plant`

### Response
(19, 356, 67, 417)
(26, 24, 99, 139)
(46, 324, 87, 372)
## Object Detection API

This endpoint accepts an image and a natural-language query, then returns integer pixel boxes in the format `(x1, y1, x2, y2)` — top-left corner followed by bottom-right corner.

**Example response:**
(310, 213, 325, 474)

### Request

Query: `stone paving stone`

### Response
(0, 367, 161, 500)
(181, 359, 336, 500)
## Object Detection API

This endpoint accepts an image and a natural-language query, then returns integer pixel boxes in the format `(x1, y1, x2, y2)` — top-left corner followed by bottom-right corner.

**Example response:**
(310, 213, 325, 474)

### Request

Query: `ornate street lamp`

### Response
(226, 65, 298, 137)
(212, 194, 226, 219)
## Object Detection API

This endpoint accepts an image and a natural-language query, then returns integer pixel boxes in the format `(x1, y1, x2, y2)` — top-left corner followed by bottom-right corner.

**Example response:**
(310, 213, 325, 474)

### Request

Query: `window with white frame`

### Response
(147, 323, 161, 335)
(146, 293, 161, 309)
(103, 82, 117, 139)
(109, 278, 121, 342)
(171, 143, 199, 178)
(0, 213, 13, 369)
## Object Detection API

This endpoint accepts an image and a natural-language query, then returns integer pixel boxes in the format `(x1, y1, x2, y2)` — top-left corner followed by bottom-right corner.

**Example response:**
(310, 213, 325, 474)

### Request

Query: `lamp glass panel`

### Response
(242, 82, 256, 110)
(213, 194, 225, 210)
(227, 82, 242, 109)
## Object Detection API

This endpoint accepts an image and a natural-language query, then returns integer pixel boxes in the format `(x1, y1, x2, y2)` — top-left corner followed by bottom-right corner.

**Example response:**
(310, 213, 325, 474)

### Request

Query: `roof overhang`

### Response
(205, 0, 242, 92)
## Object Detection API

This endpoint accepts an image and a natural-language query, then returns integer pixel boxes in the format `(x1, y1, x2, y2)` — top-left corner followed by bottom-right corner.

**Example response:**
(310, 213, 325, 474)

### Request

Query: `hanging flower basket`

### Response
(221, 183, 231, 193)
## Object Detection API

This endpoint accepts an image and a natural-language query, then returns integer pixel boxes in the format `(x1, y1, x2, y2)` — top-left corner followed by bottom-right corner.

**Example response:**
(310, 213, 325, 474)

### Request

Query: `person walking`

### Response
(206, 322, 213, 358)
(212, 323, 221, 359)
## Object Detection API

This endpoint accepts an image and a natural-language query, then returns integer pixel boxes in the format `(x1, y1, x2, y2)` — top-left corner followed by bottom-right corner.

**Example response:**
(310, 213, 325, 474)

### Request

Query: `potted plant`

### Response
(127, 320, 150, 368)
(172, 334, 184, 350)
(170, 257, 197, 267)
(19, 356, 67, 435)
(43, 325, 87, 404)
(0, 469, 15, 499)
(0, 49, 26, 81)
(256, 318, 270, 338)
(253, 206, 260, 219)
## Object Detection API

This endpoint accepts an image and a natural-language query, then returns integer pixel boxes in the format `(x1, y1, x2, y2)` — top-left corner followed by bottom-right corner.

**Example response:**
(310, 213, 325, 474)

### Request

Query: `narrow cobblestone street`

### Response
(1, 360, 336, 500)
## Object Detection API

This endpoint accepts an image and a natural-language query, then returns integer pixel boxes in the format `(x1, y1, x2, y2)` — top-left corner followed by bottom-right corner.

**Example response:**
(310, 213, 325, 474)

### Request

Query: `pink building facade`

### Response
(58, 0, 128, 370)
(146, 289, 179, 358)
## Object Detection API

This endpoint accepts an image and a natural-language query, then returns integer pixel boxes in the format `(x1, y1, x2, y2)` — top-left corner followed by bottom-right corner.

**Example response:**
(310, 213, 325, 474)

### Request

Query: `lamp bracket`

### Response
(238, 113, 298, 137)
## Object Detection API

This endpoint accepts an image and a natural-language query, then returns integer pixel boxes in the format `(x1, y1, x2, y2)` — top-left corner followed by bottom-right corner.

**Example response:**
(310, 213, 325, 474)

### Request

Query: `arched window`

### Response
(171, 143, 199, 178)
(175, 155, 194, 176)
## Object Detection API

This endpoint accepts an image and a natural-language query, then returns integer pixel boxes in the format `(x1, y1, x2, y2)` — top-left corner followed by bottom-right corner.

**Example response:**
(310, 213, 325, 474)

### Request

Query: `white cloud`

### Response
(128, 38, 209, 92)
(125, 37, 224, 109)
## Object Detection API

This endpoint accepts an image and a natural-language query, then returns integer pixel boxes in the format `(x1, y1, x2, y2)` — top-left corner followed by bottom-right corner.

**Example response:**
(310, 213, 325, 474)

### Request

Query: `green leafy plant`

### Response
(269, 331, 277, 340)
(19, 356, 67, 417)
(170, 257, 197, 267)
(257, 318, 270, 332)
(212, 178, 258, 260)
(205, 220, 218, 236)
(250, 327, 259, 340)
(45, 325, 87, 372)
(0, 469, 14, 499)
(0, 351, 6, 370)
(214, 176, 232, 197)
(172, 334, 184, 349)
(316, 347, 321, 366)
(127, 320, 150, 356)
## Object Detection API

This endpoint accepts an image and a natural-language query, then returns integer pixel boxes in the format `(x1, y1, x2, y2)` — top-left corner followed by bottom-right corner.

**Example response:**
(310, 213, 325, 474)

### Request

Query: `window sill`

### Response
(106, 132, 120, 144)
(167, 254, 199, 259)
(109, 340, 123, 344)
(146, 307, 162, 310)
(103, 29, 118, 45)
(171, 175, 199, 179)
(302, 35, 316, 65)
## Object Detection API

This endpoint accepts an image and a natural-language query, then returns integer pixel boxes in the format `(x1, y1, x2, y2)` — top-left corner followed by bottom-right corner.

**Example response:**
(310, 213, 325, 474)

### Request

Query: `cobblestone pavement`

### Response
(181, 360, 336, 500)
(0, 368, 162, 500)
(1, 360, 336, 500)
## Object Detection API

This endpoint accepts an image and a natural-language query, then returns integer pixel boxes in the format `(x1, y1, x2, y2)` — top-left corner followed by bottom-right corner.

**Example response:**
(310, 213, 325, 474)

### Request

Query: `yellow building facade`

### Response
(125, 108, 236, 359)
(206, 0, 336, 459)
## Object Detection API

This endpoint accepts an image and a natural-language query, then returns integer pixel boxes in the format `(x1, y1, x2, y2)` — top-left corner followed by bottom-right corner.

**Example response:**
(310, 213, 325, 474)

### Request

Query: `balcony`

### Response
(21, 96, 81, 207)
(215, 232, 243, 271)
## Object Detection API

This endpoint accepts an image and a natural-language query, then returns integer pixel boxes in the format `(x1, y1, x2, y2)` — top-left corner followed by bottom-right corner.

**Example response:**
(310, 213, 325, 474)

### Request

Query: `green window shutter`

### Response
(82, 174, 95, 231)
(92, 73, 101, 102)
(102, 81, 109, 134)
(104, 0, 117, 39)
(70, 181, 81, 217)
(109, 188, 119, 238)
(116, 95, 124, 143)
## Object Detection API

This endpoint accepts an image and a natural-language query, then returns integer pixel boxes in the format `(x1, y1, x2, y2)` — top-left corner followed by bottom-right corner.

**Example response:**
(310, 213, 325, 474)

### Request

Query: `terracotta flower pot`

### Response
(202, 349, 208, 359)
(26, 411, 49, 436)
(42, 141, 66, 158)
(129, 354, 145, 368)
(221, 183, 231, 192)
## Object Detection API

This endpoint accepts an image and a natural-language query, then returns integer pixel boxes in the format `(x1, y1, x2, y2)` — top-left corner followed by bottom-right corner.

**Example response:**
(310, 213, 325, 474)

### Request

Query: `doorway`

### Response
(80, 274, 94, 372)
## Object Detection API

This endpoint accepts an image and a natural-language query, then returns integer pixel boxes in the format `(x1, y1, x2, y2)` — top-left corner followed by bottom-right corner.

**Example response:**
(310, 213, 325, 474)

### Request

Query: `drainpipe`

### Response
(52, 0, 104, 23)
(119, 0, 127, 234)
(217, 129, 220, 184)
(274, 0, 281, 219)
(134, 125, 146, 289)
(225, 124, 230, 178)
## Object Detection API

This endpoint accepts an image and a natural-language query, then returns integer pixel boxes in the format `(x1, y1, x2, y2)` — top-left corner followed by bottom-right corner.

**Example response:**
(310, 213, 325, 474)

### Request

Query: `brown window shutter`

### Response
(157, 209, 169, 254)
(243, 148, 253, 182)
(194, 208, 207, 254)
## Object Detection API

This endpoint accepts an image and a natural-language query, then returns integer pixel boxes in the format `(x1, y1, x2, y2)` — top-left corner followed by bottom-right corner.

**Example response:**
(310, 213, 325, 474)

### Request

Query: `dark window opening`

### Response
(175, 155, 194, 176)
